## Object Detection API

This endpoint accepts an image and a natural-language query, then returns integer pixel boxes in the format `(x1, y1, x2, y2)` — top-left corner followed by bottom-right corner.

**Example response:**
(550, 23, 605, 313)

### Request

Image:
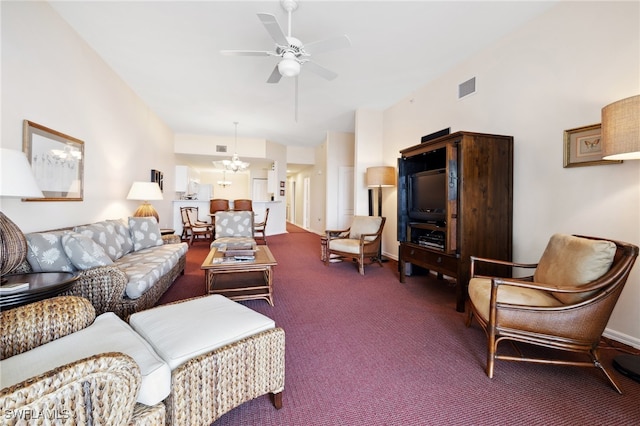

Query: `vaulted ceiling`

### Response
(50, 1, 557, 149)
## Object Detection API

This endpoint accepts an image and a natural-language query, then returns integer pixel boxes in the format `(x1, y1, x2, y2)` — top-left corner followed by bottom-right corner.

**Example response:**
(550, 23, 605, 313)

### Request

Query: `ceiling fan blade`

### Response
(257, 13, 289, 46)
(267, 65, 283, 84)
(304, 35, 351, 55)
(220, 50, 272, 56)
(304, 61, 338, 81)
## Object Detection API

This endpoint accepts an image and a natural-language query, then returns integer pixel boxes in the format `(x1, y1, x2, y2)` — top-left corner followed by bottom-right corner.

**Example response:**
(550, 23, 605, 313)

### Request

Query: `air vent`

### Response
(458, 77, 476, 99)
(216, 145, 227, 153)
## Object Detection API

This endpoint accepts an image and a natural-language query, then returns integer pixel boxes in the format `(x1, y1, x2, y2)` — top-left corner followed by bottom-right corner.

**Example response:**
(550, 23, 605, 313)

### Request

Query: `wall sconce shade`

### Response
(366, 166, 396, 188)
(127, 181, 163, 223)
(602, 94, 640, 160)
(1, 148, 44, 279)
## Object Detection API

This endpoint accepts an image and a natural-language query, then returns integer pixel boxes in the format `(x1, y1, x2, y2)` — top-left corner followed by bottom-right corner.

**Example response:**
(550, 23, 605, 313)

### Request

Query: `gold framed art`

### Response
(22, 120, 84, 201)
(563, 123, 622, 168)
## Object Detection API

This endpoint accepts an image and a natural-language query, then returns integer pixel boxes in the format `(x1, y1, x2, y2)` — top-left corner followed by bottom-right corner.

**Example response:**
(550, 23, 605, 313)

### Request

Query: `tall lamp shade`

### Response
(602, 95, 640, 160)
(366, 166, 396, 217)
(0, 148, 44, 278)
(602, 95, 640, 383)
(127, 181, 163, 223)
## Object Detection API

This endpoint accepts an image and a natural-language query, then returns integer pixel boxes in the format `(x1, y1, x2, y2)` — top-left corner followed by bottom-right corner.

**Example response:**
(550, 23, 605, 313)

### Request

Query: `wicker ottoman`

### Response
(129, 295, 285, 426)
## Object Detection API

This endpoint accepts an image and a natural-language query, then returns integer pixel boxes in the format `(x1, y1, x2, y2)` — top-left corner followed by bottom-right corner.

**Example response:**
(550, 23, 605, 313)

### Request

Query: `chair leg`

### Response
(270, 391, 283, 409)
(486, 330, 497, 378)
(358, 254, 365, 275)
(591, 348, 623, 394)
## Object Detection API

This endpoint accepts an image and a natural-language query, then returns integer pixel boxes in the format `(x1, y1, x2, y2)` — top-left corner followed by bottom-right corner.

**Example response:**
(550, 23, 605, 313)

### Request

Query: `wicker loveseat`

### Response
(14, 217, 187, 318)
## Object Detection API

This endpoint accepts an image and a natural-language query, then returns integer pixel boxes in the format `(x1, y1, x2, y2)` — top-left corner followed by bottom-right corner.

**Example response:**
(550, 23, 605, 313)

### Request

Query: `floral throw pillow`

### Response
(108, 218, 134, 256)
(25, 231, 76, 272)
(74, 221, 124, 261)
(128, 217, 163, 251)
(61, 232, 114, 270)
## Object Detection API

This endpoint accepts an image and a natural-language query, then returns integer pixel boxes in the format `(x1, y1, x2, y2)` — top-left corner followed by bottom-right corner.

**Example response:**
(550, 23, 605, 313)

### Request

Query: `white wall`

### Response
(380, 1, 640, 346)
(1, 1, 176, 230)
(325, 131, 355, 230)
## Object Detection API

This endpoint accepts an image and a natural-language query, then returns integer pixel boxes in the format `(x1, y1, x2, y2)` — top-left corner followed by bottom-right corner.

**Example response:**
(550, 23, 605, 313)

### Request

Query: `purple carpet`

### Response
(157, 225, 640, 425)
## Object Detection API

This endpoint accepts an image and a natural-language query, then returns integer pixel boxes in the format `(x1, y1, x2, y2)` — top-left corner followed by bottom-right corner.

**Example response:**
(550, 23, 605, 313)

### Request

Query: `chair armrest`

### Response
(326, 228, 350, 239)
(0, 296, 95, 360)
(470, 255, 538, 279)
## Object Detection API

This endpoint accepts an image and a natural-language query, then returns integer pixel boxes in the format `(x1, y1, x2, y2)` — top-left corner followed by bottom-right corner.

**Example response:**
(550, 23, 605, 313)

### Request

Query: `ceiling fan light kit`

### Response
(221, 0, 351, 119)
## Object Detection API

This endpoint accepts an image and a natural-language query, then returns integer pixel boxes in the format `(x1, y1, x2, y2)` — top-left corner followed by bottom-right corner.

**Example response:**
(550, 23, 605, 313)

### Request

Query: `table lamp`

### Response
(127, 181, 163, 223)
(0, 148, 44, 281)
(602, 94, 640, 383)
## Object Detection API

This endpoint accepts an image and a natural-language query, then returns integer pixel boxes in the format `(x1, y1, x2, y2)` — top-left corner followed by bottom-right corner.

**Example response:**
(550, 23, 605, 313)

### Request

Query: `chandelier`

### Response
(217, 171, 232, 188)
(223, 122, 249, 172)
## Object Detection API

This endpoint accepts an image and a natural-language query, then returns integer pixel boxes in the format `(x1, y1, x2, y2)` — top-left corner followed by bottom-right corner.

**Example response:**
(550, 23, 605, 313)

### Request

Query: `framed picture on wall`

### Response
(280, 181, 285, 188)
(563, 123, 622, 168)
(151, 169, 164, 192)
(22, 120, 84, 201)
(280, 189, 285, 196)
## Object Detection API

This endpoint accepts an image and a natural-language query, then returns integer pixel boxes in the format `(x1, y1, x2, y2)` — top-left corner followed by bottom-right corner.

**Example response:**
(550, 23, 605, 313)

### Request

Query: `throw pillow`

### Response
(129, 217, 163, 251)
(25, 231, 76, 273)
(62, 232, 114, 270)
(74, 221, 124, 261)
(107, 218, 134, 256)
(534, 234, 616, 304)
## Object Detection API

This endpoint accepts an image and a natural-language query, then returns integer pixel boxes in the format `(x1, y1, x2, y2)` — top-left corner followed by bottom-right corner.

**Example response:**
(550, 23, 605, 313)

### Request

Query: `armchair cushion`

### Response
(129, 217, 164, 251)
(534, 234, 616, 304)
(25, 231, 76, 273)
(349, 216, 383, 241)
(214, 211, 254, 238)
(468, 278, 563, 321)
(0, 312, 171, 406)
(328, 238, 362, 254)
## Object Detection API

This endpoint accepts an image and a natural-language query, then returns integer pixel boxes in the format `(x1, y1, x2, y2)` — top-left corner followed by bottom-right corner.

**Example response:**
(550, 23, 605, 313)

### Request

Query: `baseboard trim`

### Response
(604, 328, 640, 350)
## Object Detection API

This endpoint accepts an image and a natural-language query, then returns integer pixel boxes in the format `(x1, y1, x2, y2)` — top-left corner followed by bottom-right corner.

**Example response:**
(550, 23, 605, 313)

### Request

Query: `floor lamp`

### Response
(366, 166, 396, 261)
(0, 148, 44, 282)
(602, 94, 640, 383)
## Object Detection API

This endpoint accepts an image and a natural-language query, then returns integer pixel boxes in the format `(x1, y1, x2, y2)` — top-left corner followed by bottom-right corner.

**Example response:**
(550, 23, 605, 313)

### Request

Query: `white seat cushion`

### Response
(328, 238, 362, 254)
(0, 313, 171, 406)
(129, 295, 275, 370)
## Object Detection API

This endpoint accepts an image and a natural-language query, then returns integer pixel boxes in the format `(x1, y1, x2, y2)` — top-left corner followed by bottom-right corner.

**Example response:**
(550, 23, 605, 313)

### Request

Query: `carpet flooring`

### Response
(157, 224, 640, 425)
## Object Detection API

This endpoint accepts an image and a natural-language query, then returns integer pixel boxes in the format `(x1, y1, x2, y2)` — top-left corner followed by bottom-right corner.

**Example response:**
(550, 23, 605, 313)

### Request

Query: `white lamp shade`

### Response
(126, 181, 163, 201)
(0, 148, 44, 198)
(278, 52, 301, 77)
(366, 166, 396, 187)
(602, 95, 640, 160)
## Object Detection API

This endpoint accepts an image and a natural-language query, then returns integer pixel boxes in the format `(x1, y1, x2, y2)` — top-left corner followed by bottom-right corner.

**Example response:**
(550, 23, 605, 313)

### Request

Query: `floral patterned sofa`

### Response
(15, 217, 188, 318)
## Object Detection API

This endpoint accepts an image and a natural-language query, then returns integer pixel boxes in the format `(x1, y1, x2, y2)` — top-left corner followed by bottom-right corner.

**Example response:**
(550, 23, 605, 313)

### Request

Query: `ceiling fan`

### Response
(221, 0, 351, 119)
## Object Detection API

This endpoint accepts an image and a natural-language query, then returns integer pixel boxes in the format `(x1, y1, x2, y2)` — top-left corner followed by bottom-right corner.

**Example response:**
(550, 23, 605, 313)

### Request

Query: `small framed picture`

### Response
(563, 123, 622, 168)
(280, 189, 285, 196)
(280, 181, 285, 188)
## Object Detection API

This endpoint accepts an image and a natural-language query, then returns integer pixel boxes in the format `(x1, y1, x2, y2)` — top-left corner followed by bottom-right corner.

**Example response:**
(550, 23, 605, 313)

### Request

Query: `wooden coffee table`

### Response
(201, 245, 277, 306)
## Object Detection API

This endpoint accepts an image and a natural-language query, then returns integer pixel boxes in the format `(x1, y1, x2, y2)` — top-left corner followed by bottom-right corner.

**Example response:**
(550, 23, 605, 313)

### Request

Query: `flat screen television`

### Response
(408, 169, 446, 222)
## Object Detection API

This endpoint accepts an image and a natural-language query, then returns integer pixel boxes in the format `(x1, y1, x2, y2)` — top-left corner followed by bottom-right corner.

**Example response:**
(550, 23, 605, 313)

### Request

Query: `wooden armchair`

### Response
(180, 206, 213, 245)
(254, 208, 270, 244)
(466, 234, 639, 393)
(325, 216, 386, 275)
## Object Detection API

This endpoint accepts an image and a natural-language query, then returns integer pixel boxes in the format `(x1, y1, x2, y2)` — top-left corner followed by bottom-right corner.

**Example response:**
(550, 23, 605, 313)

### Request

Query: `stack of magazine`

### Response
(215, 242, 257, 263)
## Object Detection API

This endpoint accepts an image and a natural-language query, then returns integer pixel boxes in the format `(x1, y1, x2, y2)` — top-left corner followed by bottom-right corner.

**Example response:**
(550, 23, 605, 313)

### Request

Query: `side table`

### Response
(160, 228, 175, 236)
(0, 272, 78, 310)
